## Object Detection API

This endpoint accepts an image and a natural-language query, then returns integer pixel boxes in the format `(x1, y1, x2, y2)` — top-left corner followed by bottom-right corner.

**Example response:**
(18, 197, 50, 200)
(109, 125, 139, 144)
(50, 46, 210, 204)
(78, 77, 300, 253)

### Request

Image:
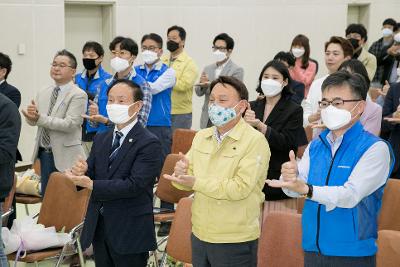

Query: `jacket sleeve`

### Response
(173, 60, 199, 93)
(91, 139, 163, 201)
(232, 67, 244, 81)
(0, 101, 21, 164)
(365, 54, 377, 81)
(266, 105, 303, 152)
(36, 92, 87, 133)
(191, 136, 270, 201)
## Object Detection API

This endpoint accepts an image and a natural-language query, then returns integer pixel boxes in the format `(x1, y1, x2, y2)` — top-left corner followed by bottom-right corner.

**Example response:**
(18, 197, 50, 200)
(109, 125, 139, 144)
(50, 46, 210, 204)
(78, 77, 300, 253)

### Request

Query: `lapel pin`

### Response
(129, 139, 133, 142)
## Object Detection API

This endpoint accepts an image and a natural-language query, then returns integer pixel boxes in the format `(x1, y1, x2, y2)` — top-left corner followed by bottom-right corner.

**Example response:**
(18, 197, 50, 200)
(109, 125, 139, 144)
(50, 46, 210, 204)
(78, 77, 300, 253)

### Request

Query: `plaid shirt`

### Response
(368, 38, 394, 84)
(109, 67, 152, 127)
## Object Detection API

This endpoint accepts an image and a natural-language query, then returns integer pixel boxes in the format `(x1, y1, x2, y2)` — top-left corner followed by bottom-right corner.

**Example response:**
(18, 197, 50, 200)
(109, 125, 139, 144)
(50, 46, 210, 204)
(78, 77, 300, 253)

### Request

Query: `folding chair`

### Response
(159, 197, 193, 267)
(152, 154, 194, 266)
(379, 178, 400, 231)
(8, 172, 91, 267)
(171, 129, 196, 154)
(257, 212, 304, 267)
(15, 160, 42, 215)
(2, 175, 17, 226)
(376, 229, 400, 267)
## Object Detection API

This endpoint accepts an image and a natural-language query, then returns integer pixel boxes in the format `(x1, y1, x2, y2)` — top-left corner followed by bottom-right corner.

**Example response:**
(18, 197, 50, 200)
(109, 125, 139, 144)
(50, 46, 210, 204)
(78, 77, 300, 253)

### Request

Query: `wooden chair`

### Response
(257, 212, 304, 267)
(2, 175, 17, 226)
(8, 172, 91, 267)
(171, 129, 196, 154)
(15, 160, 42, 215)
(378, 179, 400, 231)
(152, 154, 194, 266)
(376, 229, 400, 267)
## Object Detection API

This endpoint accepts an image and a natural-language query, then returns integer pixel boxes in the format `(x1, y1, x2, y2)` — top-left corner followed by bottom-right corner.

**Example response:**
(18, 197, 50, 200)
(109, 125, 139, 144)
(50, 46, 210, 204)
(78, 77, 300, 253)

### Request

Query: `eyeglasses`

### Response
(318, 98, 361, 109)
(212, 46, 228, 52)
(141, 46, 160, 52)
(50, 63, 73, 68)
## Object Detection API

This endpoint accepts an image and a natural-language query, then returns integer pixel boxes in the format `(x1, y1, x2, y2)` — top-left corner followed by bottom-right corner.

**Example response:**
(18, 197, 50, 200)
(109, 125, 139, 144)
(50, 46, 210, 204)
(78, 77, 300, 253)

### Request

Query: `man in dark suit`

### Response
(0, 93, 21, 265)
(382, 81, 400, 178)
(66, 79, 163, 266)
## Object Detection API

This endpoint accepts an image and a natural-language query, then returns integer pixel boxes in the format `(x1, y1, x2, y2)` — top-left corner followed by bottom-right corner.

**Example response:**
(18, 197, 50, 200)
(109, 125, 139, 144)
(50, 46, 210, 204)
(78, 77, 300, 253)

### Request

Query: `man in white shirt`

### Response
(268, 71, 393, 267)
(303, 37, 353, 135)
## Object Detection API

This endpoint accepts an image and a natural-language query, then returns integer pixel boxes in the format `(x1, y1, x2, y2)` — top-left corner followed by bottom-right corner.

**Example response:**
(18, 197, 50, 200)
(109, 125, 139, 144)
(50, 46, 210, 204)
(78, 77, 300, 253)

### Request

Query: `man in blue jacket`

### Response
(267, 70, 394, 267)
(136, 33, 176, 237)
(75, 41, 112, 155)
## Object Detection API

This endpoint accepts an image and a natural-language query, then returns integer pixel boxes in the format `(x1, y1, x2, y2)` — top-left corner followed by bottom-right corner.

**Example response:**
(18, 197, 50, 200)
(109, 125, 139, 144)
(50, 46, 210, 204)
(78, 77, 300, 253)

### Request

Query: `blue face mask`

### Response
(208, 102, 240, 127)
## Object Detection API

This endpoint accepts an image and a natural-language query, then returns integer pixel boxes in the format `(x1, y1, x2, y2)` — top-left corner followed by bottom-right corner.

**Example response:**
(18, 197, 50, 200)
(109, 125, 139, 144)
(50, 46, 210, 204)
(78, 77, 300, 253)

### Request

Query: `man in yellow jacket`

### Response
(162, 25, 198, 131)
(165, 76, 270, 267)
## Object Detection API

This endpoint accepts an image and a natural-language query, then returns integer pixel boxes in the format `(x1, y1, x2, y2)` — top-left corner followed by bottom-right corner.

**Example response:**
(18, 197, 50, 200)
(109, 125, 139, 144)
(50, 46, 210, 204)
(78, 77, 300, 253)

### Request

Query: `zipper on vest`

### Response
(315, 136, 341, 254)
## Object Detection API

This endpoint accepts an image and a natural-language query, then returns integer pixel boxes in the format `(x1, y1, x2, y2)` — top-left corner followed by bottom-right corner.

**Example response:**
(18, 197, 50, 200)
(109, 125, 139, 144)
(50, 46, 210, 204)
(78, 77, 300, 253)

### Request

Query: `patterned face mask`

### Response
(208, 102, 240, 127)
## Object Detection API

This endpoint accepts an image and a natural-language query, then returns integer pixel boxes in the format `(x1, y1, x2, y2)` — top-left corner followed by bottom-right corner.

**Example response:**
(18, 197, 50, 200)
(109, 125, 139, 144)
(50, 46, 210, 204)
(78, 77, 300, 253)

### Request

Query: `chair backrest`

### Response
(156, 154, 194, 204)
(37, 172, 91, 232)
(376, 230, 400, 267)
(378, 179, 400, 231)
(166, 197, 193, 264)
(296, 198, 305, 214)
(171, 129, 196, 154)
(257, 212, 303, 267)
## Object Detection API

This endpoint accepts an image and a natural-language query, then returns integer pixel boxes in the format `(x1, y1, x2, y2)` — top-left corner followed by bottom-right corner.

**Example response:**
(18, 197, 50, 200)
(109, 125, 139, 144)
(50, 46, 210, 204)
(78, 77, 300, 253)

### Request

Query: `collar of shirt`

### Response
(139, 59, 163, 72)
(216, 58, 230, 70)
(80, 66, 102, 80)
(326, 131, 344, 155)
(56, 81, 73, 93)
(209, 118, 245, 145)
(0, 80, 4, 86)
(113, 118, 138, 145)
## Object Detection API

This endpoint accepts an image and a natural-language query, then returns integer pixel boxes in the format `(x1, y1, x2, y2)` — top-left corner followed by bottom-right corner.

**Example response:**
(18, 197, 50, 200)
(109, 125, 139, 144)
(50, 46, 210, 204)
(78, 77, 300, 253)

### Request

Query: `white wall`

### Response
(1, 0, 399, 161)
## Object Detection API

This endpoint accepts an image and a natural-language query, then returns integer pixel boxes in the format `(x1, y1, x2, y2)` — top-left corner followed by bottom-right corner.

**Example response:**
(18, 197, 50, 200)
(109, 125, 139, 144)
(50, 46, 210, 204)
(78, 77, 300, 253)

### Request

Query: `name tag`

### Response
(337, 165, 351, 169)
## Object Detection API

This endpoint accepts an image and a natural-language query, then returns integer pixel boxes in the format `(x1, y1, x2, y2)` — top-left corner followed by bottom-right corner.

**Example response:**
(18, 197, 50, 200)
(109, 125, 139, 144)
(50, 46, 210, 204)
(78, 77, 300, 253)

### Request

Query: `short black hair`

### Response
(167, 25, 186, 41)
(383, 18, 397, 31)
(213, 33, 234, 50)
(54, 49, 77, 69)
(107, 79, 143, 101)
(256, 60, 294, 98)
(339, 59, 370, 97)
(321, 70, 367, 101)
(109, 36, 139, 56)
(345, 23, 368, 41)
(274, 51, 295, 67)
(141, 33, 163, 49)
(82, 41, 105, 57)
(0, 52, 12, 80)
(210, 76, 248, 101)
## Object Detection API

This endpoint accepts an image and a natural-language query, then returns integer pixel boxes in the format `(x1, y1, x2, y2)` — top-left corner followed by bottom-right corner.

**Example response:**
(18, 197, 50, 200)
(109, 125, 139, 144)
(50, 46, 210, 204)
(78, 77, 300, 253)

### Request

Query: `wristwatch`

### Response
(306, 183, 313, 199)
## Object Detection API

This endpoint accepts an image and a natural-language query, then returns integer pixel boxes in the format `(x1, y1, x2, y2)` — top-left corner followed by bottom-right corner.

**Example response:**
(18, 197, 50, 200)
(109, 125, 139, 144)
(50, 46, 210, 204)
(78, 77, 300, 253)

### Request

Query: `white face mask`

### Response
(106, 103, 137, 124)
(321, 102, 359, 131)
(291, 47, 305, 58)
(382, 28, 393, 38)
(142, 50, 159, 65)
(110, 57, 130, 73)
(213, 50, 227, 63)
(261, 79, 284, 97)
(394, 32, 400, 43)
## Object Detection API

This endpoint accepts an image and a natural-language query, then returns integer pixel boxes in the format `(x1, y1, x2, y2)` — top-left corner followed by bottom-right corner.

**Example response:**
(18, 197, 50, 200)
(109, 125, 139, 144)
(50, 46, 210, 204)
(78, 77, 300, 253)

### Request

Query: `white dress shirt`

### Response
(301, 75, 328, 127)
(283, 127, 391, 212)
(215, 59, 230, 78)
(112, 118, 138, 147)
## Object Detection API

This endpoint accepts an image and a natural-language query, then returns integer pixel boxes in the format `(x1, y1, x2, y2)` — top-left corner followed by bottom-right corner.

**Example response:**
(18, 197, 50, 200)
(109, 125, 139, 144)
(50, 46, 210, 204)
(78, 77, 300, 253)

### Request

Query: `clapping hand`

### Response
(164, 152, 196, 188)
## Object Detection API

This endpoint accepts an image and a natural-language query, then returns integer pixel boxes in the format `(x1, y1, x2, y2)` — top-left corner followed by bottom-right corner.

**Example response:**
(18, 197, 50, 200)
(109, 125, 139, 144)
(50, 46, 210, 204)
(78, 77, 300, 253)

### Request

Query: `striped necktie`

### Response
(41, 87, 60, 148)
(109, 131, 123, 167)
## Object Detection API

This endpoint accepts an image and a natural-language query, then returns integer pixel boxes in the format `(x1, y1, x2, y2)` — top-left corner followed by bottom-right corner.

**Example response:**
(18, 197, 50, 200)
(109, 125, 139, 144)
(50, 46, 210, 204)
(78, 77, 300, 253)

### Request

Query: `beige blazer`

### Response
(359, 48, 377, 82)
(27, 82, 87, 171)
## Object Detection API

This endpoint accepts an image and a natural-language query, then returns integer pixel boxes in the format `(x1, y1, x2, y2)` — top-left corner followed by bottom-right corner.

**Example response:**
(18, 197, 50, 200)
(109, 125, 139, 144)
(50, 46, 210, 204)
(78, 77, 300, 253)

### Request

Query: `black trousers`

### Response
(92, 216, 149, 267)
(304, 252, 376, 267)
(191, 233, 258, 267)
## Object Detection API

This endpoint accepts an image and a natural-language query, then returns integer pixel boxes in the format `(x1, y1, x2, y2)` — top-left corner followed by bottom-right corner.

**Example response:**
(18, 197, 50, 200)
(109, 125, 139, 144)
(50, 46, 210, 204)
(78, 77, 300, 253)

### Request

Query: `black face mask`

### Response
(83, 58, 98, 71)
(167, 40, 180, 52)
(348, 38, 360, 50)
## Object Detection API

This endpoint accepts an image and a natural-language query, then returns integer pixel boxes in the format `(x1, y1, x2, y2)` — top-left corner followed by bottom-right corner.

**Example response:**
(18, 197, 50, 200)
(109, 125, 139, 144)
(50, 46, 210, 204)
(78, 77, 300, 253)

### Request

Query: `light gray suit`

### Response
(194, 59, 244, 128)
(27, 82, 87, 171)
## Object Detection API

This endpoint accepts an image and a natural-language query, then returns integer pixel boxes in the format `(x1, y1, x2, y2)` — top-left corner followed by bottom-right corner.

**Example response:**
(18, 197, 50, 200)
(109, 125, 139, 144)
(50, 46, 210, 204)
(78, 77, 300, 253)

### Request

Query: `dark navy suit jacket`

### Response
(81, 122, 163, 254)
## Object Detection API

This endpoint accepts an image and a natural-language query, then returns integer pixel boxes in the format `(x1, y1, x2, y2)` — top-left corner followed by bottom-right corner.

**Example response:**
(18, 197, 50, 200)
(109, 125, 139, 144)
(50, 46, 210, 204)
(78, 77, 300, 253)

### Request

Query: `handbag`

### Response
(15, 169, 41, 197)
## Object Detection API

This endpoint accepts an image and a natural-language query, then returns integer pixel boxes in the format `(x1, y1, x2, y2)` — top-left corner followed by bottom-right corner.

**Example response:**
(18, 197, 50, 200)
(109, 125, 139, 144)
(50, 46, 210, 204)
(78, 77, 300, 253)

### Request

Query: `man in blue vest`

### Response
(267, 70, 394, 267)
(136, 33, 176, 237)
(75, 41, 112, 155)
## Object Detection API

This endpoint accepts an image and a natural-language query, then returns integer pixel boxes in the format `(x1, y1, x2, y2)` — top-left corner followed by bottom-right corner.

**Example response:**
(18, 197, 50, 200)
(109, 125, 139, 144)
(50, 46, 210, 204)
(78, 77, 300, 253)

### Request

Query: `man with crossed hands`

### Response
(267, 71, 393, 267)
